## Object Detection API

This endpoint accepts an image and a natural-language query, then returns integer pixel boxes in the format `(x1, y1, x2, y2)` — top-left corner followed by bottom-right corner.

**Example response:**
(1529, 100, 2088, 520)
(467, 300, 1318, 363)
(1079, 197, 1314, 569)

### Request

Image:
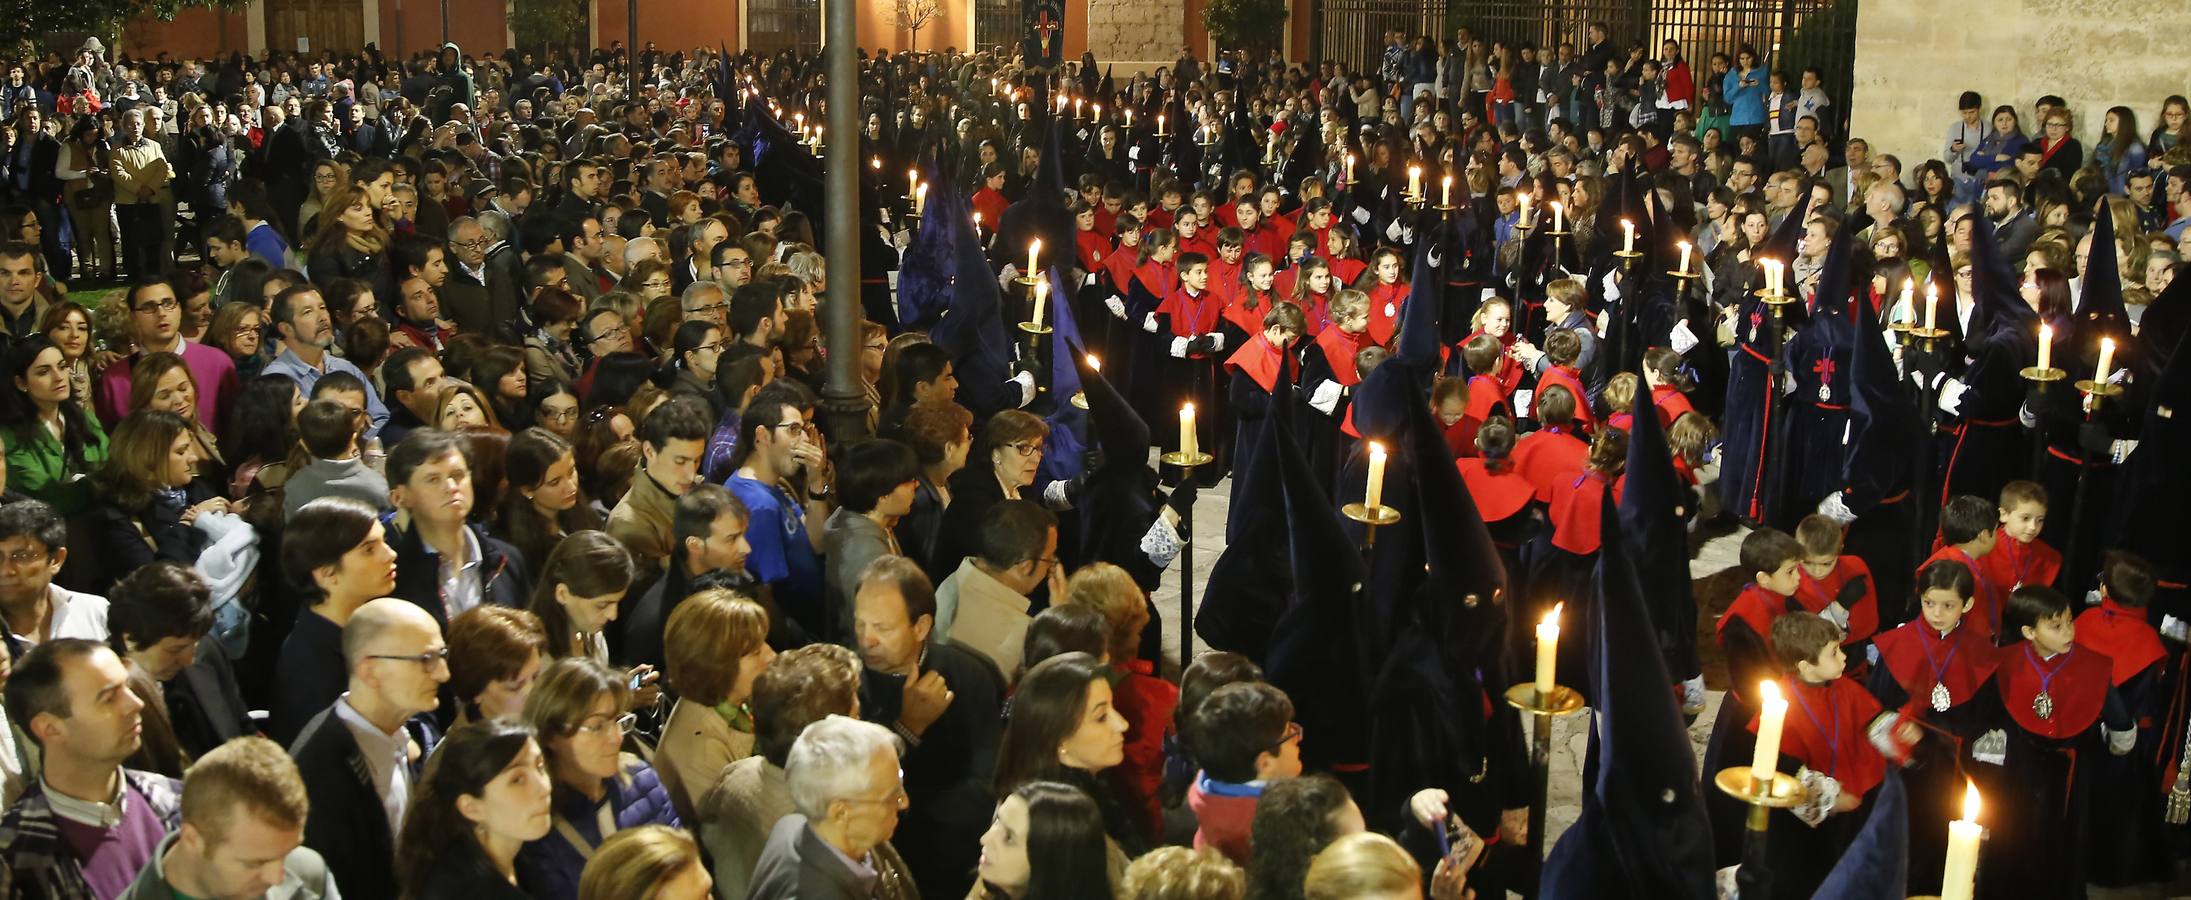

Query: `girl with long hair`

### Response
(993, 652, 1141, 855)
(496, 427, 602, 583)
(88, 410, 226, 586)
(395, 720, 554, 900)
(304, 183, 395, 303)
(2, 336, 106, 515)
(526, 529, 636, 663)
(975, 780, 1118, 900)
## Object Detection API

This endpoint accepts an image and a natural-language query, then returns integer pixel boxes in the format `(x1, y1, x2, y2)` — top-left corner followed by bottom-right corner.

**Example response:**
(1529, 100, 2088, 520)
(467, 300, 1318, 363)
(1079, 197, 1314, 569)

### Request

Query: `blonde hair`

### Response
(1122, 846, 1247, 900)
(1063, 562, 1150, 664)
(576, 825, 704, 900)
(1468, 297, 1511, 333)
(180, 736, 310, 846)
(1330, 288, 1371, 323)
(1603, 372, 1638, 414)
(1303, 832, 1420, 900)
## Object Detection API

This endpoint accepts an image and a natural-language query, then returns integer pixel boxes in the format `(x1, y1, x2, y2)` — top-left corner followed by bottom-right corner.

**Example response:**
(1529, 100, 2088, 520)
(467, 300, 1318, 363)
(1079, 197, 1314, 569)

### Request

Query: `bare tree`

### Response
(893, 0, 942, 46)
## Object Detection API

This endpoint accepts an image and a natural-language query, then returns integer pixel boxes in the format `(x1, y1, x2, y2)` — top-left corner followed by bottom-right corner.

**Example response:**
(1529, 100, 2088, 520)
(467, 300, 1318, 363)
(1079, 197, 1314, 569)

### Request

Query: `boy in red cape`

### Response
(1867, 558, 2002, 895)
(1510, 384, 1588, 503)
(1454, 335, 1515, 457)
(1745, 613, 1920, 898)
(1794, 514, 1880, 648)
(1979, 480, 2062, 592)
(2072, 552, 2174, 890)
(1920, 495, 2005, 641)
(1979, 585, 2134, 900)
(1154, 251, 1227, 466)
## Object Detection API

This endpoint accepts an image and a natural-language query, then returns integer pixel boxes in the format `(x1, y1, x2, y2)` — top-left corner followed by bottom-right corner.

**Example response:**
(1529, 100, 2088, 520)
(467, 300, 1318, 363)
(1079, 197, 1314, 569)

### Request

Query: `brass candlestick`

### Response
(1341, 502, 1401, 548)
(1161, 449, 1216, 662)
(1507, 682, 1588, 890)
(1714, 765, 1811, 900)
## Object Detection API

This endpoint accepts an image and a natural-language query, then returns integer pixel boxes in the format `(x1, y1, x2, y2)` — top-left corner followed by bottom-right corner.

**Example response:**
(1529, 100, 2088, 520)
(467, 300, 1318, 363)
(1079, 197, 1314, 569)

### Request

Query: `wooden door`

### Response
(266, 0, 365, 55)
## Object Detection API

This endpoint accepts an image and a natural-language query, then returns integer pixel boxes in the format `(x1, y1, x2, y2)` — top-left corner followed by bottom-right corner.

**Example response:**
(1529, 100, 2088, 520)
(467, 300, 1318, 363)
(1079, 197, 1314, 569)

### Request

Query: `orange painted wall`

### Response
(599, 0, 744, 55)
(120, 7, 249, 60)
(381, 0, 509, 58)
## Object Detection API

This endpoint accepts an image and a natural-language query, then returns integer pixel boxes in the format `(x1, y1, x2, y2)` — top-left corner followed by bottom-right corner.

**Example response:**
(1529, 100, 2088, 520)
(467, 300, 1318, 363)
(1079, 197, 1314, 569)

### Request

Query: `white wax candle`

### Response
(1408, 165, 1422, 199)
(1031, 278, 1048, 325)
(1750, 680, 1787, 788)
(1365, 442, 1387, 508)
(1534, 603, 1562, 697)
(1902, 279, 1915, 323)
(1925, 283, 1940, 330)
(1180, 404, 1198, 458)
(1518, 193, 1531, 227)
(1157, 113, 1165, 134)
(1442, 175, 1453, 206)
(1622, 219, 1635, 253)
(1677, 240, 1693, 274)
(1028, 239, 1042, 278)
(2037, 323, 2053, 371)
(914, 183, 927, 216)
(1941, 782, 1983, 900)
(2096, 337, 2116, 383)
(1551, 201, 1564, 231)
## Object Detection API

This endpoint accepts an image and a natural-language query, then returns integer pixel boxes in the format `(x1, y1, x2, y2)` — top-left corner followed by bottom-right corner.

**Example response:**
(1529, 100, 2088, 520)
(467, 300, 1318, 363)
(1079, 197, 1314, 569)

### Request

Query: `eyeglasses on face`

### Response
(369, 647, 451, 669)
(133, 298, 180, 314)
(574, 712, 638, 737)
(1005, 441, 1044, 457)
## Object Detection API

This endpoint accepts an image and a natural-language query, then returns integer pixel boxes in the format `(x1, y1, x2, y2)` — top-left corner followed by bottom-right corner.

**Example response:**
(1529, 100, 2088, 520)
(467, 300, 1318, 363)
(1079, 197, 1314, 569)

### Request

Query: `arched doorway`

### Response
(266, 0, 364, 54)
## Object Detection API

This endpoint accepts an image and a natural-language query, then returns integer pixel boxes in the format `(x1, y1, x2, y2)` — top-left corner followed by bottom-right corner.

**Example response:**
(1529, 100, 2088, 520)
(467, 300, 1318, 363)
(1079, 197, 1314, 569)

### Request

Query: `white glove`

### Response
(2018, 403, 2039, 429)
(1127, 145, 1141, 161)
(2161, 614, 2189, 642)
(1169, 337, 1190, 357)
(1937, 377, 1968, 415)
(1513, 389, 1533, 417)
(1309, 380, 1343, 415)
(1385, 218, 1405, 242)
(1821, 601, 1851, 630)
(1083, 272, 1097, 287)
(1106, 296, 1127, 318)
(2105, 724, 2137, 756)
(1816, 491, 1857, 526)
(1595, 310, 1610, 338)
(1208, 333, 1226, 352)
(1011, 370, 1036, 407)
(1352, 206, 1371, 224)
(1670, 319, 1699, 355)
(2112, 438, 2139, 464)
(1791, 767, 1841, 827)
(1681, 676, 1707, 715)
(1143, 313, 1161, 333)
(1599, 269, 1622, 303)
(1972, 729, 2007, 766)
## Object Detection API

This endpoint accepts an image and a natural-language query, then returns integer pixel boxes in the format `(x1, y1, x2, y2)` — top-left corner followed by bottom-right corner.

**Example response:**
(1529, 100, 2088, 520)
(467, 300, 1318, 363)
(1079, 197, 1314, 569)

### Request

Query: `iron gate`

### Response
(1454, 0, 1857, 136)
(1320, 0, 1447, 75)
(748, 0, 821, 56)
(974, 0, 1020, 55)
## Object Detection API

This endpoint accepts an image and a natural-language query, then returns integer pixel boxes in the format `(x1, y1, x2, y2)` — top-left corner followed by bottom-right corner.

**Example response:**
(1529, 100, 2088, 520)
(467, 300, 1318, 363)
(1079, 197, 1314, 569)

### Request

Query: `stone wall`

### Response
(1085, 0, 1183, 69)
(1849, 0, 2191, 185)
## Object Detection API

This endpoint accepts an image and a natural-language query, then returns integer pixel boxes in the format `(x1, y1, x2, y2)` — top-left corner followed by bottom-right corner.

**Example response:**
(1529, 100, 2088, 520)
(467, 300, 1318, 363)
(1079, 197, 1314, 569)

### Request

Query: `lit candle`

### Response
(1156, 113, 1166, 135)
(1127, 108, 1134, 128)
(1408, 165, 1422, 199)
(794, 112, 804, 131)
(1031, 277, 1048, 325)
(1901, 278, 1915, 323)
(908, 168, 918, 192)
(914, 182, 928, 216)
(870, 156, 881, 171)
(2095, 336, 2116, 383)
(1534, 603, 1562, 698)
(1344, 152, 1357, 185)
(1088, 355, 1101, 372)
(1941, 781, 1982, 900)
(1180, 403, 1198, 458)
(972, 212, 982, 233)
(2037, 323, 2053, 371)
(1622, 218, 1635, 253)
(811, 125, 822, 146)
(1550, 201, 1564, 231)
(1027, 239, 1042, 278)
(1677, 240, 1693, 274)
(1442, 175, 1453, 206)
(1093, 103, 1102, 121)
(1518, 193, 1531, 227)
(1750, 680, 1787, 789)
(1365, 441, 1387, 509)
(1074, 98, 1084, 118)
(1925, 282, 1940, 331)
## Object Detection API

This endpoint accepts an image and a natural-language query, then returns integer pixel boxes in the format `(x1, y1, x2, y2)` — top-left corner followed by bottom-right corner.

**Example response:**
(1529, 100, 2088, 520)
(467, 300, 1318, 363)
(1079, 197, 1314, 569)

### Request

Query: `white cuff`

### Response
(1140, 514, 1185, 568)
(1352, 206, 1371, 224)
(1791, 768, 1840, 827)
(1937, 378, 1968, 415)
(2105, 724, 2138, 756)
(1600, 269, 1623, 302)
(1309, 380, 1343, 415)
(1011, 371, 1036, 407)
(1208, 333, 1226, 352)
(1143, 313, 1161, 333)
(1821, 601, 1851, 630)
(1169, 336, 1190, 357)
(1084, 272, 1098, 287)
(1670, 320, 1699, 355)
(1816, 492, 1857, 525)
(1106, 296, 1127, 318)
(1972, 729, 2008, 766)
(1042, 478, 1074, 511)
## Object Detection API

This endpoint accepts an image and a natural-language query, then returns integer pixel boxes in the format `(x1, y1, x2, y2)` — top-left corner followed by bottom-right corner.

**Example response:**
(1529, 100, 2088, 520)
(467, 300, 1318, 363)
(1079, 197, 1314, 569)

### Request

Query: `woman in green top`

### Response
(3, 334, 108, 516)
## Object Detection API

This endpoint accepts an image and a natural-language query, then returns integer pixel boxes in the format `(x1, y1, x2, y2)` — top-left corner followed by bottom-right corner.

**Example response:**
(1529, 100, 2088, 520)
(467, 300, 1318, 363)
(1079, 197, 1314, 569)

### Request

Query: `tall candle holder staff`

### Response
(1162, 403, 1214, 660)
(1712, 680, 1810, 899)
(1504, 604, 1586, 883)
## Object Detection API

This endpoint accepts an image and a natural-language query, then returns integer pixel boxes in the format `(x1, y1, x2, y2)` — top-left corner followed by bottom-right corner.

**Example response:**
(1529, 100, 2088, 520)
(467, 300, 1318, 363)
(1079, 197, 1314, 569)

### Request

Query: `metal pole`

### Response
(1524, 709, 1552, 898)
(820, 0, 870, 439)
(1179, 462, 1197, 663)
(440, 0, 448, 46)
(627, 0, 639, 102)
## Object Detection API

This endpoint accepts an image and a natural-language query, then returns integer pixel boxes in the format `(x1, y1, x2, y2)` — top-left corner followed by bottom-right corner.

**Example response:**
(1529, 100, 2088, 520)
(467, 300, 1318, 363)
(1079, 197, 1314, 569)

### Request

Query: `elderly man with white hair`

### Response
(745, 715, 918, 900)
(626, 235, 666, 271)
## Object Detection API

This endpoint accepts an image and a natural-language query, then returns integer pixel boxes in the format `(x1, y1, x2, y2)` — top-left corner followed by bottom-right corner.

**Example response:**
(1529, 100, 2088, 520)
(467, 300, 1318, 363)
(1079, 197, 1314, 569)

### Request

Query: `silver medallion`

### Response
(1932, 681, 1952, 712)
(2033, 690, 2054, 720)
(1818, 381, 1831, 402)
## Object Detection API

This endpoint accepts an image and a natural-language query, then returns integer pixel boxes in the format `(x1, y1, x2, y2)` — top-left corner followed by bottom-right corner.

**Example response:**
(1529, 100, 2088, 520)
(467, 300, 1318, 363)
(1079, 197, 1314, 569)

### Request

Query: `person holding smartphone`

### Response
(1722, 44, 1768, 148)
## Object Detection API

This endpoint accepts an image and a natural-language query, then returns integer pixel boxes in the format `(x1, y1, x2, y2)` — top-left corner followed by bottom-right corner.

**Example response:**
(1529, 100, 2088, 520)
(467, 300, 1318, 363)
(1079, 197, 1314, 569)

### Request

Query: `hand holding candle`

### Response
(1750, 680, 1787, 788)
(1534, 603, 1562, 698)
(1941, 781, 1982, 900)
(1365, 442, 1387, 509)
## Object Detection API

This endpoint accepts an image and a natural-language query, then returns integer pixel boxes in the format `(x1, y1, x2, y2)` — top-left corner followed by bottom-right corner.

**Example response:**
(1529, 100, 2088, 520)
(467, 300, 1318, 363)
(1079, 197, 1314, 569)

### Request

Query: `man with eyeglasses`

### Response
(717, 244, 755, 289)
(92, 277, 240, 429)
(747, 715, 918, 900)
(934, 499, 1061, 676)
(0, 500, 109, 648)
(441, 216, 507, 336)
(290, 597, 447, 900)
(681, 280, 730, 330)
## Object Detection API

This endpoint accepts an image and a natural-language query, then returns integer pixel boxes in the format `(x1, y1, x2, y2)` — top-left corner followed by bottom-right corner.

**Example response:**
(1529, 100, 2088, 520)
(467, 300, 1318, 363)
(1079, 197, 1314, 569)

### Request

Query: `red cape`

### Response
(1979, 536, 2062, 592)
(1652, 384, 1698, 428)
(1751, 678, 1890, 798)
(1719, 583, 1801, 641)
(1366, 280, 1410, 346)
(1793, 556, 1880, 644)
(1510, 427, 1588, 503)
(1547, 471, 1627, 555)
(1921, 546, 2003, 640)
(1457, 458, 1534, 522)
(1314, 326, 1371, 386)
(2074, 599, 2165, 687)
(1223, 333, 1291, 393)
(1330, 256, 1367, 288)
(1537, 364, 1596, 429)
(1076, 229, 1111, 272)
(1874, 620, 2001, 716)
(1158, 287, 1223, 338)
(1997, 643, 2113, 738)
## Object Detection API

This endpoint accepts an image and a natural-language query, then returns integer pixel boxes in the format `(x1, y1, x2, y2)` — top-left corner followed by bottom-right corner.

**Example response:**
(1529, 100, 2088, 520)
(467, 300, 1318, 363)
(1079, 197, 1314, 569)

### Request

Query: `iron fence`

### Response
(748, 0, 821, 56)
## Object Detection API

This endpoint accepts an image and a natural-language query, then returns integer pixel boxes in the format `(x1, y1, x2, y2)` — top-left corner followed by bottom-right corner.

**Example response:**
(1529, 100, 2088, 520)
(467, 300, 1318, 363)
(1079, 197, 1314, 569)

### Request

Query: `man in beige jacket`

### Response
(933, 500, 1064, 676)
(109, 107, 171, 281)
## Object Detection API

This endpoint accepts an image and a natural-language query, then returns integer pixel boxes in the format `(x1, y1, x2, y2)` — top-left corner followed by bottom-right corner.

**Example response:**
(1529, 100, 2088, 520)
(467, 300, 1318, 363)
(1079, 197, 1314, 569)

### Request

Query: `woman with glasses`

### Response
(619, 259, 673, 301)
(516, 656, 682, 900)
(297, 159, 344, 236)
(933, 409, 1048, 576)
(2033, 109, 2084, 177)
(660, 319, 726, 420)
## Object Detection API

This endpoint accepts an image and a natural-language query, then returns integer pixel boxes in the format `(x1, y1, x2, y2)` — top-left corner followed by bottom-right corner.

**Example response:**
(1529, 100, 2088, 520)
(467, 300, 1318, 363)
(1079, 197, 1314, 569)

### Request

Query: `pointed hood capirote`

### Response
(1618, 349, 1701, 683)
(1540, 488, 1717, 900)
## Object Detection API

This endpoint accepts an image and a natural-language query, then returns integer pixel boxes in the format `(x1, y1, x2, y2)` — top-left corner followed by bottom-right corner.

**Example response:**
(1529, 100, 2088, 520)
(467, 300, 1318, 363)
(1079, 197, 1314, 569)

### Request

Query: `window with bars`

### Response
(975, 0, 1022, 55)
(748, 0, 821, 56)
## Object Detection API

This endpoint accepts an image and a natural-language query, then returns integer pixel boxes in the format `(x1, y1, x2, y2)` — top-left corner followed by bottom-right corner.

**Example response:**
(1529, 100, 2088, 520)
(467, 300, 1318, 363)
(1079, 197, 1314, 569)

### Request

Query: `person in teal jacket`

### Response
(3, 334, 109, 517)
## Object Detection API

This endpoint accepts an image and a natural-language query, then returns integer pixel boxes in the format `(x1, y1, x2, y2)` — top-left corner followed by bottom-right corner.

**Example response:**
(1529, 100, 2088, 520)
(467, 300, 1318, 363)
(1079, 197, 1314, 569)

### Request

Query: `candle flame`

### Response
(1549, 201, 1563, 211)
(1367, 441, 1385, 460)
(1543, 602, 1562, 628)
(1962, 780, 1981, 821)
(1181, 402, 1195, 416)
(1758, 680, 1782, 705)
(2101, 336, 2117, 354)
(1678, 239, 1692, 250)
(1087, 355, 1101, 372)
